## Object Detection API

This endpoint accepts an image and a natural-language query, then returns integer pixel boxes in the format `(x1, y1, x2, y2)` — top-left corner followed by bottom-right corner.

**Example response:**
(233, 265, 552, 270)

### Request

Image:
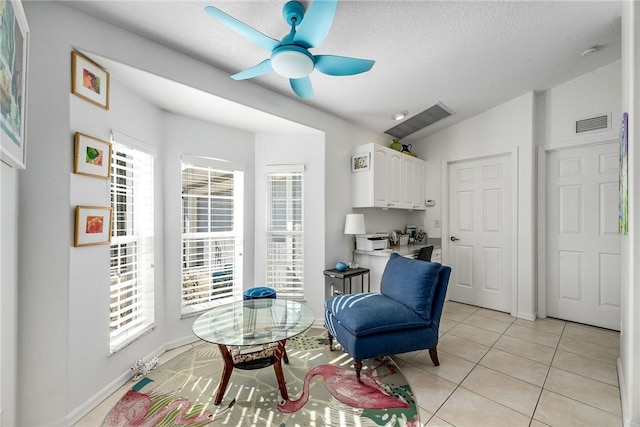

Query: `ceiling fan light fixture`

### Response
(271, 46, 315, 78)
(394, 111, 408, 121)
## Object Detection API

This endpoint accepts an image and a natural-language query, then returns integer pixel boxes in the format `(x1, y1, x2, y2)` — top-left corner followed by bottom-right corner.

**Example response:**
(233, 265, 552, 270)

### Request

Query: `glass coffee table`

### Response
(192, 299, 315, 405)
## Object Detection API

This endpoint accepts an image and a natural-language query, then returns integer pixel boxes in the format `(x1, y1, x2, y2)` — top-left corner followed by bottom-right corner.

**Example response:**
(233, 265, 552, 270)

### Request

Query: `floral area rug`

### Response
(102, 328, 420, 426)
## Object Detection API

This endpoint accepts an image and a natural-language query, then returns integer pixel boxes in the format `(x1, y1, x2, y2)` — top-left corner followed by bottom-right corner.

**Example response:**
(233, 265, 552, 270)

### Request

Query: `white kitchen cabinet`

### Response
(352, 143, 425, 210)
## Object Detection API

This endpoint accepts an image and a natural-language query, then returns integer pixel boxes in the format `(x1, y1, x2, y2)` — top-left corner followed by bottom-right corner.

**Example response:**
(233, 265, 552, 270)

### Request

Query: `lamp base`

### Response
(349, 260, 359, 269)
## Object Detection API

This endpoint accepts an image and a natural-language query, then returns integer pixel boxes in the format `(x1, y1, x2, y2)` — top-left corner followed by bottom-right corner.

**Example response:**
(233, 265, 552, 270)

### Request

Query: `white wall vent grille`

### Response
(575, 114, 609, 134)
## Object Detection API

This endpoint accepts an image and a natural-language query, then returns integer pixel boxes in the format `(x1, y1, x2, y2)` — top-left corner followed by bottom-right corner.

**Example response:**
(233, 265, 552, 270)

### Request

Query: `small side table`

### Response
(324, 267, 371, 297)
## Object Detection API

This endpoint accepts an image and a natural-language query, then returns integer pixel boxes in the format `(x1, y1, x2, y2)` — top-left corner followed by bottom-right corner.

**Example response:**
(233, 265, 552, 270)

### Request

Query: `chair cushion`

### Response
(325, 293, 429, 336)
(380, 253, 440, 321)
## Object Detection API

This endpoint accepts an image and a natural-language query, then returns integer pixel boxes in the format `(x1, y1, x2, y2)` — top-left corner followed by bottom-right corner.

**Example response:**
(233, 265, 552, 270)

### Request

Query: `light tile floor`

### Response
(77, 301, 622, 426)
(395, 301, 622, 427)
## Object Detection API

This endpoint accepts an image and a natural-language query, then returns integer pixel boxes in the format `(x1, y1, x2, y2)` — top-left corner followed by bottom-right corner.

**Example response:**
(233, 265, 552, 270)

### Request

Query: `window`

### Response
(181, 157, 244, 316)
(266, 165, 304, 299)
(109, 139, 155, 354)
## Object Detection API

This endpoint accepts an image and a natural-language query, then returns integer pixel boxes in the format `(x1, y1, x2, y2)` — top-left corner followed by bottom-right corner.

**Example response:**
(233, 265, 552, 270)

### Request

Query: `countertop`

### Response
(355, 238, 441, 257)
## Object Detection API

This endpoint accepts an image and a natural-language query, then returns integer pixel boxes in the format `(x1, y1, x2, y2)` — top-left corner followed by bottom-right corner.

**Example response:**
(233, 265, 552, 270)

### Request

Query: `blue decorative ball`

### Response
(336, 262, 348, 272)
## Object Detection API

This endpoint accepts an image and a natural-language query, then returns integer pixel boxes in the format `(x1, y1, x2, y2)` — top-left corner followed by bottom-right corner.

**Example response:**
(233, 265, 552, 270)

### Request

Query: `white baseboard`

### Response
(617, 357, 640, 427)
(66, 342, 168, 425)
(516, 311, 536, 321)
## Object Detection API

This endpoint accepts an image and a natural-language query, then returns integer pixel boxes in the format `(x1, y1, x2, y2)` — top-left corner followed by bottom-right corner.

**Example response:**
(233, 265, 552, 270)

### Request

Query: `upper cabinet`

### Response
(352, 143, 426, 210)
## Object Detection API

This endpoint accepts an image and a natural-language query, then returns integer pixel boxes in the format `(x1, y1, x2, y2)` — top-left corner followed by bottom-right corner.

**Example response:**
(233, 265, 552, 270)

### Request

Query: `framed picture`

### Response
(74, 206, 113, 247)
(0, 0, 30, 169)
(352, 152, 370, 172)
(74, 132, 112, 178)
(619, 112, 628, 235)
(71, 51, 110, 109)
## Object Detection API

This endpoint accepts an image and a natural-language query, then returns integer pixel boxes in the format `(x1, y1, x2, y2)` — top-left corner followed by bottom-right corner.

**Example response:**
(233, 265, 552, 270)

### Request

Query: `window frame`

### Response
(109, 136, 155, 354)
(265, 164, 305, 300)
(180, 156, 244, 317)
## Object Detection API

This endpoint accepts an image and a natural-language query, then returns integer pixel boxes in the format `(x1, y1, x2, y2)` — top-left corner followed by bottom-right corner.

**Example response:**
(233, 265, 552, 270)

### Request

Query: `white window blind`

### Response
(266, 165, 304, 299)
(181, 158, 243, 315)
(109, 141, 155, 354)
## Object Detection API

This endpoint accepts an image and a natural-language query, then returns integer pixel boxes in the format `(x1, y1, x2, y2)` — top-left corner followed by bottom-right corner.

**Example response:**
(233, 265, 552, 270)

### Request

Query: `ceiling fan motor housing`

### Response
(282, 1, 305, 26)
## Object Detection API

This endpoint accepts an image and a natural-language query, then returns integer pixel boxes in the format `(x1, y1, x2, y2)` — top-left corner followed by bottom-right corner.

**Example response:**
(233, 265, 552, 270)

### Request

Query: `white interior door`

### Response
(447, 154, 513, 312)
(546, 142, 621, 330)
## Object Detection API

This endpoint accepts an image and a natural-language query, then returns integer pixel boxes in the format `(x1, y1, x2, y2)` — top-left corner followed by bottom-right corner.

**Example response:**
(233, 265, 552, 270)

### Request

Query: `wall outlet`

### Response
(434, 219, 441, 228)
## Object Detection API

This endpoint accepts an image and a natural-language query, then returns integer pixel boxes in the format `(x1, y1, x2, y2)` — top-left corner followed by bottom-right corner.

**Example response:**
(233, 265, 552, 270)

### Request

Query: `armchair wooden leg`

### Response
(354, 360, 363, 382)
(429, 347, 440, 366)
(327, 332, 334, 351)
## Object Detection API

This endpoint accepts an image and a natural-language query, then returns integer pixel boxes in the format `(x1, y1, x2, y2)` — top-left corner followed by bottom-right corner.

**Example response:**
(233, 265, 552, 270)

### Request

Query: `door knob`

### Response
(450, 236, 459, 241)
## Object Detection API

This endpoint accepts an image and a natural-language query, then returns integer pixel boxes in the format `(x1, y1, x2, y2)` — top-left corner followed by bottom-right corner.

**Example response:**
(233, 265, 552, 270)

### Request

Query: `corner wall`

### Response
(16, 2, 386, 424)
(620, 2, 640, 425)
(413, 92, 537, 319)
(0, 162, 18, 426)
(254, 133, 326, 318)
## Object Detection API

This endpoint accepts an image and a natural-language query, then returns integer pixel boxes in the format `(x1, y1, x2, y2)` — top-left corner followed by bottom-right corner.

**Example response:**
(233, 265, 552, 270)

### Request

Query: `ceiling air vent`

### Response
(385, 102, 454, 139)
(575, 114, 609, 134)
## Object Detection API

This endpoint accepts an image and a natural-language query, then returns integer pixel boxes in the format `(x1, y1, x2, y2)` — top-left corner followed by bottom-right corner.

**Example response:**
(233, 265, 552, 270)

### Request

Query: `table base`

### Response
(215, 340, 289, 405)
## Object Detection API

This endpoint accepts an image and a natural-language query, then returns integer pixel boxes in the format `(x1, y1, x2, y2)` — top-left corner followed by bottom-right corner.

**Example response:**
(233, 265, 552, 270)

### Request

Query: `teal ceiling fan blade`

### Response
(314, 55, 375, 76)
(293, 0, 338, 48)
(290, 77, 314, 99)
(231, 59, 274, 80)
(205, 6, 281, 51)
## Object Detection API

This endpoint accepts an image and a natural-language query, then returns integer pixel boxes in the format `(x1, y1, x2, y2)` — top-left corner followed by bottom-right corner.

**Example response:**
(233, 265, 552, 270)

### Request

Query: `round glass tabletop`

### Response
(192, 299, 316, 347)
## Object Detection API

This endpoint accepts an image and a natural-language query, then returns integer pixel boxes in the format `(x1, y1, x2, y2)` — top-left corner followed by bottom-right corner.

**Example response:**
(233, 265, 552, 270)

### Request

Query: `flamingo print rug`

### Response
(102, 328, 420, 426)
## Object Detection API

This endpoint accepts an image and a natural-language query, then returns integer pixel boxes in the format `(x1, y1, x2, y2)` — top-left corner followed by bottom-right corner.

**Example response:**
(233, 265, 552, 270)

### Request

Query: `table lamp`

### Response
(344, 213, 366, 268)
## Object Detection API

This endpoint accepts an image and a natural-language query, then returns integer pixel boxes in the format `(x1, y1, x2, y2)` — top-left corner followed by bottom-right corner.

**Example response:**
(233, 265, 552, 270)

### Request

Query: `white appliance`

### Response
(356, 234, 388, 251)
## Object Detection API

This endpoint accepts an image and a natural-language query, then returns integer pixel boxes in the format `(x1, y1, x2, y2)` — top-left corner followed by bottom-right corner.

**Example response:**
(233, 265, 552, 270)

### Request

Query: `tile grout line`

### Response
(528, 316, 567, 426)
(430, 306, 560, 426)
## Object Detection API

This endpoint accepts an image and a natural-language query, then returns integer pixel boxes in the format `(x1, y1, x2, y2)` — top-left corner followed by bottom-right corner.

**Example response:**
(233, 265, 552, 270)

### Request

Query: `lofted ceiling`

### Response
(60, 0, 622, 143)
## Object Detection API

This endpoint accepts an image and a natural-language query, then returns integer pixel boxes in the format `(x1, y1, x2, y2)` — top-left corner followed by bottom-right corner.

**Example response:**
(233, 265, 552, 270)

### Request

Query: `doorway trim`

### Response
(441, 147, 519, 318)
(537, 136, 619, 319)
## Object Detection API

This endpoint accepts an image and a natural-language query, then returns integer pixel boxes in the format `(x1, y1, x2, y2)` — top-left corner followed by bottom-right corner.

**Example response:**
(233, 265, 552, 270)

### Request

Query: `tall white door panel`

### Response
(546, 142, 620, 330)
(448, 154, 513, 312)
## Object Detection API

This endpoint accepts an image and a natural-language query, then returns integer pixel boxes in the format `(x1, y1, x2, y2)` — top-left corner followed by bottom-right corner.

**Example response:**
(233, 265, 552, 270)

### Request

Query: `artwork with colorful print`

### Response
(619, 112, 628, 235)
(74, 206, 112, 247)
(71, 50, 110, 109)
(73, 132, 111, 179)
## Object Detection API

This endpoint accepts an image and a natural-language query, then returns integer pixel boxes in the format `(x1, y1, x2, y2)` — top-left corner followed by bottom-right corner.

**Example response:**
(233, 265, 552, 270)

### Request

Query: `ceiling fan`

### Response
(205, 0, 375, 99)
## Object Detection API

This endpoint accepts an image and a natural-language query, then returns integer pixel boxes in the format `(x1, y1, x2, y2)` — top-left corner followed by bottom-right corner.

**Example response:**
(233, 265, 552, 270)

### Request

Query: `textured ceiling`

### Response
(59, 0, 622, 142)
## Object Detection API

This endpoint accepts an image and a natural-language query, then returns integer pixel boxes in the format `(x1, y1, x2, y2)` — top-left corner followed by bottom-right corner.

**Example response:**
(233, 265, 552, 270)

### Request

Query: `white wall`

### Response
(620, 2, 640, 426)
(254, 133, 326, 318)
(412, 92, 536, 319)
(68, 76, 165, 417)
(161, 112, 256, 343)
(0, 163, 18, 426)
(537, 60, 622, 146)
(13, 1, 386, 424)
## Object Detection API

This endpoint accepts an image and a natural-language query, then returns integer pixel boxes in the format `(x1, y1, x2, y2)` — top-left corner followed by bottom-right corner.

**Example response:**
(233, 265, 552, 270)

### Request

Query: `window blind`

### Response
(109, 142, 155, 353)
(266, 166, 304, 299)
(181, 160, 243, 315)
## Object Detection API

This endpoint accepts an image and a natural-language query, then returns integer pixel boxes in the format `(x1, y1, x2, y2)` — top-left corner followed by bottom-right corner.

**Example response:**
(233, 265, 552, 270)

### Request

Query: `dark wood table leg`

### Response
(272, 340, 289, 400)
(215, 344, 234, 405)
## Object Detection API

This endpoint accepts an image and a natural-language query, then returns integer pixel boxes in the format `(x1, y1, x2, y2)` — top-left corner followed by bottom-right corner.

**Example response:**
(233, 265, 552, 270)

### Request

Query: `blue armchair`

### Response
(325, 253, 451, 380)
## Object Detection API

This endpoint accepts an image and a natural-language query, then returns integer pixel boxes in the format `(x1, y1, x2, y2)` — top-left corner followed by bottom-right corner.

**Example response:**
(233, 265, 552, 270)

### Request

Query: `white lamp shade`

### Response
(344, 214, 366, 235)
